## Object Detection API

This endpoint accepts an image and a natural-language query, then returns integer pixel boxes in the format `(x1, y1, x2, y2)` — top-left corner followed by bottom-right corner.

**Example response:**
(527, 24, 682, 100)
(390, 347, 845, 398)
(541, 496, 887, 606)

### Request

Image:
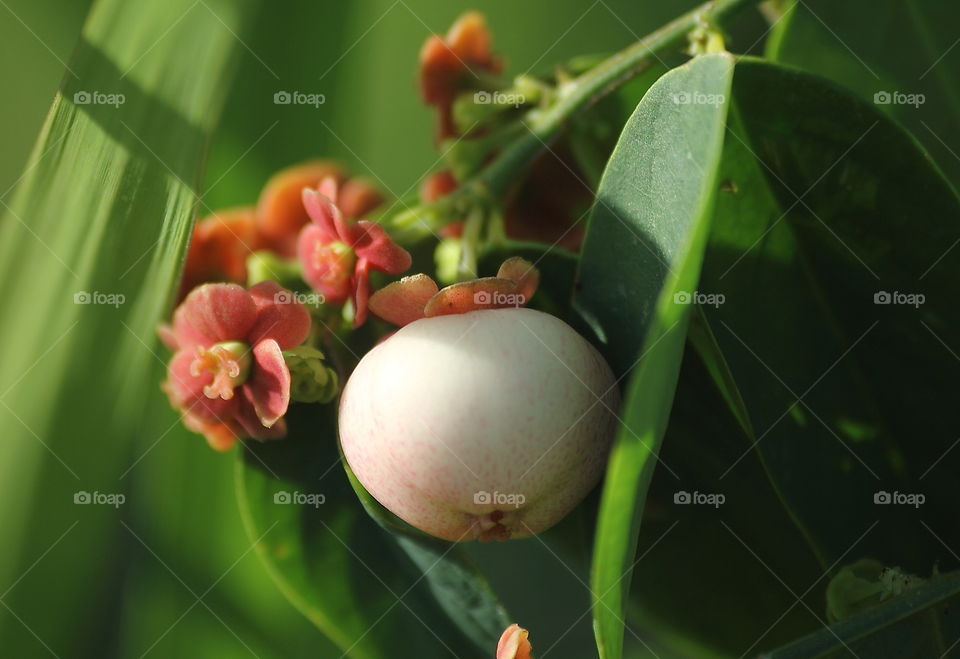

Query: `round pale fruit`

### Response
(339, 307, 619, 541)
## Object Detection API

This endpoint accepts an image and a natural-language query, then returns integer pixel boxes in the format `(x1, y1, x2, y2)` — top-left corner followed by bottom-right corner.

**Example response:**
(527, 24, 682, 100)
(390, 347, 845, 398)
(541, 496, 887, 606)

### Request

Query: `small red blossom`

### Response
(419, 11, 502, 140)
(178, 207, 265, 301)
(257, 160, 383, 257)
(368, 256, 539, 326)
(496, 623, 533, 659)
(160, 281, 311, 451)
(297, 177, 411, 327)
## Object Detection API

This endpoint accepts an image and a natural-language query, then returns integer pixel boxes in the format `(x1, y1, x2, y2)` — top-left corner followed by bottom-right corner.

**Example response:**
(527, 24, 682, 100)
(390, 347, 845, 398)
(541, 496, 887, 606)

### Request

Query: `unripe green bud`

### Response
(283, 346, 339, 404)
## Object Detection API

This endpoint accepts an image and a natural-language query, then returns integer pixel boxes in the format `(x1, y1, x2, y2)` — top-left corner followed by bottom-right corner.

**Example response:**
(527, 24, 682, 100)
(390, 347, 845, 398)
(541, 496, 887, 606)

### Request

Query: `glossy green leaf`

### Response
(767, 0, 960, 189)
(0, 0, 255, 653)
(342, 456, 511, 654)
(235, 404, 496, 659)
(697, 57, 960, 571)
(574, 52, 735, 659)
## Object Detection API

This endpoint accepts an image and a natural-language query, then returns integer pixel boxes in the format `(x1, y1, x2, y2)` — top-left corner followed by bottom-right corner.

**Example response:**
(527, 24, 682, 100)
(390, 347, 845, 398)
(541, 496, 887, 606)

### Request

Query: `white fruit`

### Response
(339, 307, 619, 542)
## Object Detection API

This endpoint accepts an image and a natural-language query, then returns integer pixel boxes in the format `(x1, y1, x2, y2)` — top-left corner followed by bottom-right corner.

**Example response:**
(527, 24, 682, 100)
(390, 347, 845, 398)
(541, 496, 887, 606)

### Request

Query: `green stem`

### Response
(473, 0, 758, 198)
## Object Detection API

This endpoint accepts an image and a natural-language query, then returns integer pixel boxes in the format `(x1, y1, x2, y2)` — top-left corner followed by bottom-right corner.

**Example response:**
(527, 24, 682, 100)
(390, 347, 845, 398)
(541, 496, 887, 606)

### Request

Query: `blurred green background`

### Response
(0, 1, 713, 657)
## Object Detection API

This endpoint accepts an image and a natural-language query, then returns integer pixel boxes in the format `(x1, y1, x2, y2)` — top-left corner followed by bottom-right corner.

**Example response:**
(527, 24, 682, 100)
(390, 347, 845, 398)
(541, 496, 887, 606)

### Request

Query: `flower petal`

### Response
(352, 221, 412, 274)
(157, 323, 179, 351)
(420, 170, 458, 203)
(256, 160, 342, 256)
(353, 259, 372, 328)
(447, 11, 494, 62)
(338, 178, 383, 219)
(181, 412, 238, 451)
(179, 207, 262, 299)
(303, 181, 356, 247)
(246, 280, 312, 349)
(245, 339, 291, 428)
(368, 274, 439, 326)
(172, 283, 257, 348)
(418, 11, 501, 140)
(297, 223, 354, 303)
(496, 257, 539, 305)
(234, 384, 288, 440)
(496, 624, 533, 659)
(423, 277, 519, 317)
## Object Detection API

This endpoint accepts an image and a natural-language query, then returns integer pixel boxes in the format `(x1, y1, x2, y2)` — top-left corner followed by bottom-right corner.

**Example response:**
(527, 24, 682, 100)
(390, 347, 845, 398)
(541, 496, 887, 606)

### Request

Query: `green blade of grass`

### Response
(0, 0, 256, 654)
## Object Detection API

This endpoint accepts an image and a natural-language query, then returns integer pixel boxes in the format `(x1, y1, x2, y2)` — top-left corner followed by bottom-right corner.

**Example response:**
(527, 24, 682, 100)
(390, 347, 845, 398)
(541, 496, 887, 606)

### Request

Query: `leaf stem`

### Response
(472, 0, 759, 198)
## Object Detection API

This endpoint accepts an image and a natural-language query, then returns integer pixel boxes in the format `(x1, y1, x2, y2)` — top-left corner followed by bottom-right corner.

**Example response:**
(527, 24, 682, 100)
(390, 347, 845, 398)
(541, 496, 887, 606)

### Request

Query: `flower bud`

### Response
(433, 237, 462, 285)
(496, 623, 533, 659)
(284, 346, 339, 404)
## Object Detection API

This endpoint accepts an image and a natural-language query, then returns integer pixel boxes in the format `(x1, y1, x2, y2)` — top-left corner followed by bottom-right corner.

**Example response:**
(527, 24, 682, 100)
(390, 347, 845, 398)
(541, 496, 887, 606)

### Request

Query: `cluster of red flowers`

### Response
(417, 12, 591, 251)
(161, 11, 589, 451)
(162, 162, 411, 450)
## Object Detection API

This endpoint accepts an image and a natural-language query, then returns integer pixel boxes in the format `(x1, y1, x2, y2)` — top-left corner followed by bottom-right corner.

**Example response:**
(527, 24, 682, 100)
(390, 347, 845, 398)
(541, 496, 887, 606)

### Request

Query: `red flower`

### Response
(257, 160, 383, 258)
(496, 624, 533, 659)
(419, 11, 501, 140)
(297, 177, 411, 327)
(178, 207, 265, 302)
(160, 281, 311, 451)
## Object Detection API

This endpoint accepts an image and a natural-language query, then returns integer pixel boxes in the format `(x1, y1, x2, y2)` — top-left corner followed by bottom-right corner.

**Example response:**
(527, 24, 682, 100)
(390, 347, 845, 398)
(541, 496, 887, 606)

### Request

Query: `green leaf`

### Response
(762, 570, 960, 658)
(767, 0, 960, 189)
(235, 405, 496, 659)
(698, 57, 960, 568)
(0, 0, 255, 653)
(574, 52, 735, 659)
(341, 456, 511, 654)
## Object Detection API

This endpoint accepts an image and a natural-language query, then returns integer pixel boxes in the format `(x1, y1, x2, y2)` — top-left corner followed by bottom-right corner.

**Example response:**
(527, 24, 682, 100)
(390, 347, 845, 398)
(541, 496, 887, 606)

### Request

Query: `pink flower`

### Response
(160, 281, 311, 451)
(297, 177, 411, 327)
